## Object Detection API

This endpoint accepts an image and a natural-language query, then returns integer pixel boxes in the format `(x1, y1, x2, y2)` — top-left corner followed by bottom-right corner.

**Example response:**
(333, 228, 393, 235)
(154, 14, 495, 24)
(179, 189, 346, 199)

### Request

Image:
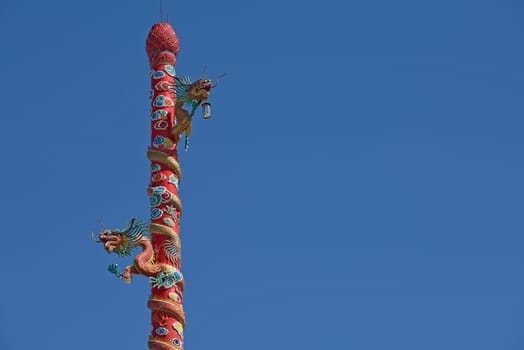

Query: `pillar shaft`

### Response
(146, 23, 185, 350)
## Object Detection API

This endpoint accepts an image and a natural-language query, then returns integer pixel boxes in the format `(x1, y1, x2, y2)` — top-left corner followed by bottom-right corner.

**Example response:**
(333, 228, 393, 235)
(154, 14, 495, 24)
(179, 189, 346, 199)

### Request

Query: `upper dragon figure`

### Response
(172, 77, 213, 150)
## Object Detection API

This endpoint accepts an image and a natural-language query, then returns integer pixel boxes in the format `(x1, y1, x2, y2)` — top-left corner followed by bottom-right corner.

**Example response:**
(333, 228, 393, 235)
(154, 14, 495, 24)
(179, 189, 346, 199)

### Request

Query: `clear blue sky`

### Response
(0, 1, 523, 349)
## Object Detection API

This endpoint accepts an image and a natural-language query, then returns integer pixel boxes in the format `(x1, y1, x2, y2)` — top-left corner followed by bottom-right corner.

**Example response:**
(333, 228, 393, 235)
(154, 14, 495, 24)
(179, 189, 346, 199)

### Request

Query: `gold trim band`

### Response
(149, 223, 181, 248)
(147, 150, 182, 181)
(149, 338, 178, 350)
(148, 299, 186, 327)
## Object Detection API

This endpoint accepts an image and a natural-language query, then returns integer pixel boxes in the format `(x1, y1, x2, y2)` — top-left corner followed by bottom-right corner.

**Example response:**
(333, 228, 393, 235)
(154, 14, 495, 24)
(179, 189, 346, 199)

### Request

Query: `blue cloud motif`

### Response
(151, 164, 161, 172)
(153, 136, 165, 146)
(168, 175, 179, 188)
(153, 95, 173, 107)
(152, 110, 168, 120)
(173, 270, 183, 282)
(151, 208, 163, 220)
(149, 194, 161, 207)
(164, 65, 175, 77)
(153, 186, 166, 194)
(163, 218, 175, 227)
(173, 339, 181, 346)
(153, 70, 165, 79)
(155, 327, 169, 336)
(153, 95, 165, 107)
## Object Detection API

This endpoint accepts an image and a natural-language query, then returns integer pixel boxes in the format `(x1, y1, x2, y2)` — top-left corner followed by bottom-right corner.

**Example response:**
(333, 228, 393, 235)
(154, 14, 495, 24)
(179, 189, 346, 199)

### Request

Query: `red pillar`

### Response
(146, 23, 186, 350)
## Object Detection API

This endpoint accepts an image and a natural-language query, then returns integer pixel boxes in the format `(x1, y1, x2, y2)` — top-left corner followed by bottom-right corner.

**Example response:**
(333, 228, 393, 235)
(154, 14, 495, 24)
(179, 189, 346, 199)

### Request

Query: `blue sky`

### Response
(0, 0, 523, 349)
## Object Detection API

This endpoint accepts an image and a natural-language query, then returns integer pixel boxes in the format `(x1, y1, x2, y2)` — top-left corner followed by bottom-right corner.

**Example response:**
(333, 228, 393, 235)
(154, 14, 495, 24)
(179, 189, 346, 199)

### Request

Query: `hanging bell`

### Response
(202, 102, 212, 119)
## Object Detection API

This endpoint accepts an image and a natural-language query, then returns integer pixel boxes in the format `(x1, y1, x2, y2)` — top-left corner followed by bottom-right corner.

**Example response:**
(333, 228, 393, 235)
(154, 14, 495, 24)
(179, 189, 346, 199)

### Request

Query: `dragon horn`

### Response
(202, 66, 207, 79)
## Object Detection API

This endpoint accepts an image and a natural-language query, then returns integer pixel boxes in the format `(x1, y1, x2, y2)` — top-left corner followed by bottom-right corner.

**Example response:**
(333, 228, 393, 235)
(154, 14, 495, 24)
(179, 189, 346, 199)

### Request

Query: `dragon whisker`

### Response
(212, 73, 226, 88)
(90, 231, 101, 243)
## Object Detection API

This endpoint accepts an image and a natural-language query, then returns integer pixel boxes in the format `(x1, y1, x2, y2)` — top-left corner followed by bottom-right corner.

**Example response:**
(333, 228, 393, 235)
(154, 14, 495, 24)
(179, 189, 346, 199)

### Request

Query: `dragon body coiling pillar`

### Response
(146, 23, 186, 350)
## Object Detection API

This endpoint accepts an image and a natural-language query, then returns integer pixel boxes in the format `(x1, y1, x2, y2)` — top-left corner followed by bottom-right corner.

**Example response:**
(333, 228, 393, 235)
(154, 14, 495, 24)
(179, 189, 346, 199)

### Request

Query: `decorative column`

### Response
(93, 21, 214, 350)
(146, 23, 186, 350)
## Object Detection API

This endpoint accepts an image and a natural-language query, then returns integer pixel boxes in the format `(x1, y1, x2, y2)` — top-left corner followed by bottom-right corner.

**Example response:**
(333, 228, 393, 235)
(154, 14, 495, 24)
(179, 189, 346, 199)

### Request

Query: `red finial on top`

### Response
(146, 23, 180, 67)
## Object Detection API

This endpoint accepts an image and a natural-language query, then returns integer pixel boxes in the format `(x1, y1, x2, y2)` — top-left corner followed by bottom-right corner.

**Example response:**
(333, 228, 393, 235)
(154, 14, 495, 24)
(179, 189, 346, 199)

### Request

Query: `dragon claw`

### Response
(107, 264, 124, 279)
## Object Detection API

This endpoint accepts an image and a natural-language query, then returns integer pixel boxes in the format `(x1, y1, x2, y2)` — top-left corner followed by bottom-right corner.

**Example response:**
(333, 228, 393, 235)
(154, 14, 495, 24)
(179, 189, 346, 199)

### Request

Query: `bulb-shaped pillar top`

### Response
(146, 23, 180, 67)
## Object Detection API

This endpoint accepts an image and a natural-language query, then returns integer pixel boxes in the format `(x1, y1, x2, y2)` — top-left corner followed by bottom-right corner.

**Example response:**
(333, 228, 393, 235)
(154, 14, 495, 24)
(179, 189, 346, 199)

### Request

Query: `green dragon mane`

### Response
(174, 76, 200, 116)
(113, 217, 150, 257)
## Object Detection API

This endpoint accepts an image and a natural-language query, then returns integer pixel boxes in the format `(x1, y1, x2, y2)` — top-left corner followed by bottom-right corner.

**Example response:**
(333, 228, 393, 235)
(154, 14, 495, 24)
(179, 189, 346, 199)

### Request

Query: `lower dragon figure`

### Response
(95, 218, 184, 289)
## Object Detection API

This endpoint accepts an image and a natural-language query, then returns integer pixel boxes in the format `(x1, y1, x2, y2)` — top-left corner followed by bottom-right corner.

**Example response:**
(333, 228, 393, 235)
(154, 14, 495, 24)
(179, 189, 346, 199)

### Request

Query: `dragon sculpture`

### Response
(172, 76, 213, 150)
(95, 218, 184, 290)
(155, 76, 214, 150)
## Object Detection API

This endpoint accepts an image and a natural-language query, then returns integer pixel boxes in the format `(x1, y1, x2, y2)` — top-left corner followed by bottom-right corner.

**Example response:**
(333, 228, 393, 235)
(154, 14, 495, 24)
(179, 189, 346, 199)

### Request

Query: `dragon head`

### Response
(94, 218, 149, 257)
(98, 230, 128, 255)
(187, 79, 212, 103)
